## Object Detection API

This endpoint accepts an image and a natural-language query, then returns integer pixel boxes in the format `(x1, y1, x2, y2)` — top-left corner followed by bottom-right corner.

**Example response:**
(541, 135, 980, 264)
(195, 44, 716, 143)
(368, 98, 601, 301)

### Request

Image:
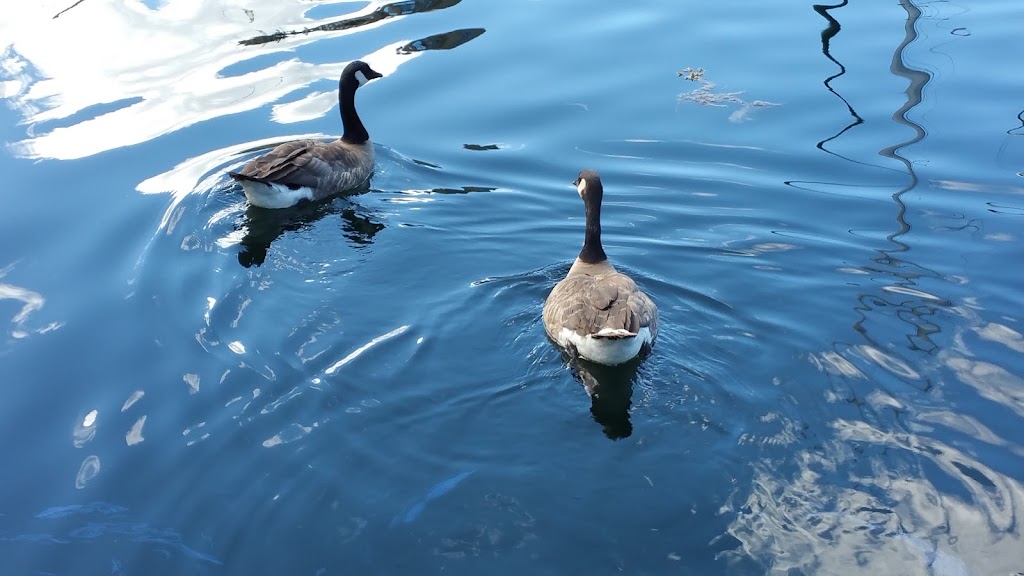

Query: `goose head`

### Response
(574, 168, 603, 204)
(337, 61, 383, 144)
(341, 60, 383, 90)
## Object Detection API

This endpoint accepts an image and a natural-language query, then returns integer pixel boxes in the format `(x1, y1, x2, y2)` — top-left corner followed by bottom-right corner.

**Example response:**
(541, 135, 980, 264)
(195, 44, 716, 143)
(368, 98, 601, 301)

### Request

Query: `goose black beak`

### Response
(367, 68, 384, 80)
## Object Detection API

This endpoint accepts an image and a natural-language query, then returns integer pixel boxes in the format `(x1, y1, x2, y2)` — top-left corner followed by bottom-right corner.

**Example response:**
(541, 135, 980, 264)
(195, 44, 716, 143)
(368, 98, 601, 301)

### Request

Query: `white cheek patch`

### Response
(576, 179, 587, 197)
(355, 70, 368, 86)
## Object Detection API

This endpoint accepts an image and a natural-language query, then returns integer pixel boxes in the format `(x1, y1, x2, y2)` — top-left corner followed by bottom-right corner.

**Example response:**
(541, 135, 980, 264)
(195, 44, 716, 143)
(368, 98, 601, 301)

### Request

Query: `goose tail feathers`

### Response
(592, 328, 637, 340)
(228, 171, 269, 184)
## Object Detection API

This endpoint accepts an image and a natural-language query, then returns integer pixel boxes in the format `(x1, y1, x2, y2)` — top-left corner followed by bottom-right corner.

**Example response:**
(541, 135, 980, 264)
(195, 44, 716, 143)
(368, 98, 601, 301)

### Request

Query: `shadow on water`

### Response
(399, 27, 486, 54)
(240, 0, 465, 46)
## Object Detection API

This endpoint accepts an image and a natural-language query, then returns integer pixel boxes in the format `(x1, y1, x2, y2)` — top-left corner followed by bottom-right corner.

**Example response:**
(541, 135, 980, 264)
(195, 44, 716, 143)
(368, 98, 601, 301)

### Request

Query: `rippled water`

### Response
(2, 0, 1023, 574)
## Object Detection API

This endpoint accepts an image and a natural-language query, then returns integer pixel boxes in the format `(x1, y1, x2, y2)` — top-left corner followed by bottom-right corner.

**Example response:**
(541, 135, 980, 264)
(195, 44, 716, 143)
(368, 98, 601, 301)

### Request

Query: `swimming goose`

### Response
(229, 60, 383, 209)
(543, 169, 658, 366)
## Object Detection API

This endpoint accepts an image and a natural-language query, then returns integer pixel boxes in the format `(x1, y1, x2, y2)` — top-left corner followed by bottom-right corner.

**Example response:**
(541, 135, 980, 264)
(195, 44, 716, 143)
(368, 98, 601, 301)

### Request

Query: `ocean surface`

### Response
(2, 0, 1023, 574)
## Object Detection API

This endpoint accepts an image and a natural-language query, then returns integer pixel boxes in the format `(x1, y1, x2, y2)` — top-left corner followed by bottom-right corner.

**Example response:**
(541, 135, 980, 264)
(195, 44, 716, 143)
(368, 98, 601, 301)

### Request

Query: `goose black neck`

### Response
(578, 194, 607, 264)
(339, 82, 369, 144)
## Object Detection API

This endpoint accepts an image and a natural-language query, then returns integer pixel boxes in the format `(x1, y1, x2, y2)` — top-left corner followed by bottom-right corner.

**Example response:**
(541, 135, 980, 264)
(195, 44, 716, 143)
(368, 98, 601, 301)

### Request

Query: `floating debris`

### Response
(679, 81, 744, 107)
(678, 68, 781, 123)
(677, 66, 705, 81)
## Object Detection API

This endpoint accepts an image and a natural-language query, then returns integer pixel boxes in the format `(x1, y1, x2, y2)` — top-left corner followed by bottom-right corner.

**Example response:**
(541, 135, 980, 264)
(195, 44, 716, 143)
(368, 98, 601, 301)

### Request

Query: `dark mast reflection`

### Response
(790, 0, 904, 194)
(879, 0, 930, 248)
(825, 0, 943, 409)
(812, 0, 864, 158)
(1009, 109, 1024, 136)
(846, 0, 938, 360)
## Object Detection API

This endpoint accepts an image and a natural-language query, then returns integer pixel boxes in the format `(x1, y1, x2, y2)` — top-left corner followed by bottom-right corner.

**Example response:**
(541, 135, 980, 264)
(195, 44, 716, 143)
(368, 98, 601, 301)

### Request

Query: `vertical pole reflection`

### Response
(812, 0, 865, 157)
(827, 0, 941, 402)
(1012, 110, 1024, 135)
(847, 0, 939, 359)
(879, 0, 930, 247)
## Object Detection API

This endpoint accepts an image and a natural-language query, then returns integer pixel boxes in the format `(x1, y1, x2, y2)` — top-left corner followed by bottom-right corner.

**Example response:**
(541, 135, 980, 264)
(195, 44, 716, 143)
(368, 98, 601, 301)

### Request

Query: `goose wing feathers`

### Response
(231, 140, 370, 190)
(544, 272, 657, 339)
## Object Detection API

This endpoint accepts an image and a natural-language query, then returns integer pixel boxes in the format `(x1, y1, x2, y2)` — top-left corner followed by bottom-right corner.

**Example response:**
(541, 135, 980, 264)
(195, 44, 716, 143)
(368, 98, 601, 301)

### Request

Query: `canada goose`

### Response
(228, 60, 383, 209)
(543, 169, 658, 366)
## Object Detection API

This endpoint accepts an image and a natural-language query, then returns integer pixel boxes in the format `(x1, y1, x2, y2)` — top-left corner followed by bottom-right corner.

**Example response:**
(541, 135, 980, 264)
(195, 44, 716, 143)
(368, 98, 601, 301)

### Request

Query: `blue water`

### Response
(2, 0, 1023, 574)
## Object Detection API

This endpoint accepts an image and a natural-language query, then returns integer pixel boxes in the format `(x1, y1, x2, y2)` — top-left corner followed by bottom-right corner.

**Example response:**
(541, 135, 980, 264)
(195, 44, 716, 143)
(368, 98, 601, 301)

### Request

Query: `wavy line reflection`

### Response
(824, 0, 935, 400)
(723, 2, 1024, 572)
(812, 0, 865, 158)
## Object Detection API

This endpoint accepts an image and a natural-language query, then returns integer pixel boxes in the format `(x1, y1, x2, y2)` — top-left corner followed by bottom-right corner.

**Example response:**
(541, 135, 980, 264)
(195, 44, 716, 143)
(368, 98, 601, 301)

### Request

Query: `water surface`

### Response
(2, 0, 1023, 574)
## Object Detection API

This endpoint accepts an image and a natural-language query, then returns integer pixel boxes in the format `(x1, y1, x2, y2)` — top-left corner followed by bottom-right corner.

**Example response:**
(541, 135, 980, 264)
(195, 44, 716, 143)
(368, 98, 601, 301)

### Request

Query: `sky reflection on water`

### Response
(1, 0, 477, 160)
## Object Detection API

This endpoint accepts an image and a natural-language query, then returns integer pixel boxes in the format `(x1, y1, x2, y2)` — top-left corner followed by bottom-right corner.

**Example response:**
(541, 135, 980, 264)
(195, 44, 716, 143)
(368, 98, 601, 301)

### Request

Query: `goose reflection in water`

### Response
(236, 196, 385, 268)
(229, 148, 496, 265)
(562, 352, 640, 440)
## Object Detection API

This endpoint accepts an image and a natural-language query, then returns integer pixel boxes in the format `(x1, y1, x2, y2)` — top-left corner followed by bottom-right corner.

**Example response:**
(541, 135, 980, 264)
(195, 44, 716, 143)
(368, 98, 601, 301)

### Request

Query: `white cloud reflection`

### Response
(1, 0, 455, 160)
(762, 292, 1024, 574)
(723, 420, 1023, 575)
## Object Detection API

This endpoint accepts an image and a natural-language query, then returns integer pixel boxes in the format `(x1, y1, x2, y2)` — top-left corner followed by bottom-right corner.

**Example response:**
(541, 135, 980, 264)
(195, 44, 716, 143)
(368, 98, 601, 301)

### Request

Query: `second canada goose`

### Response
(228, 60, 383, 209)
(543, 169, 658, 366)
